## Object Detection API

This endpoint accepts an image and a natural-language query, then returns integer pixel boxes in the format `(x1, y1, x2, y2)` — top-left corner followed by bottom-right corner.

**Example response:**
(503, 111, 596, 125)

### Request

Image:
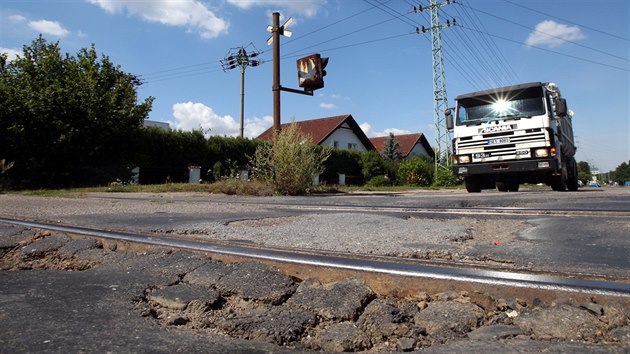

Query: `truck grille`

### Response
(457, 128, 548, 161)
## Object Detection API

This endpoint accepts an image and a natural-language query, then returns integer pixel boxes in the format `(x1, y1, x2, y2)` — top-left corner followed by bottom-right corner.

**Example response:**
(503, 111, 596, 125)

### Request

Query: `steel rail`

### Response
(2, 216, 628, 299)
(87, 195, 630, 218)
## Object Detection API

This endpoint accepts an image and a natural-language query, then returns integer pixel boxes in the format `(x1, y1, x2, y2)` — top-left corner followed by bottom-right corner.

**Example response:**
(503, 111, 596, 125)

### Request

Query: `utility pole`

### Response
(415, 0, 455, 175)
(221, 45, 262, 137)
(272, 12, 281, 132)
(267, 12, 295, 132)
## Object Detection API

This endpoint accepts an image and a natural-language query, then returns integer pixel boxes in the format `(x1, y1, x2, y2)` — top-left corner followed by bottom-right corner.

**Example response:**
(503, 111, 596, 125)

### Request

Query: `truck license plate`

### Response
(488, 137, 510, 145)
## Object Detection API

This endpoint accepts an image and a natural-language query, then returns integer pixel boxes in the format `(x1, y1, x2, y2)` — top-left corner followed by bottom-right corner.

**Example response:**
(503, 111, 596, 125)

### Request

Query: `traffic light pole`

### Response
(272, 12, 281, 133)
(270, 12, 314, 133)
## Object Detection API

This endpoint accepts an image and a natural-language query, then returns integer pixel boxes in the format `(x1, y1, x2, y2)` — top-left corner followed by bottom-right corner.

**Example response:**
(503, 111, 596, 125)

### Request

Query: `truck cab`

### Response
(446, 82, 578, 193)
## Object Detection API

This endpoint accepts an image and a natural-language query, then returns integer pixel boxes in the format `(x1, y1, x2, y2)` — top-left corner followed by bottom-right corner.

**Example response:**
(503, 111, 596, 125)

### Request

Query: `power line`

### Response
(278, 15, 402, 60)
(138, 0, 627, 84)
(461, 25, 629, 72)
(377, 1, 502, 91)
(452, 0, 520, 84)
(462, 2, 629, 63)
(140, 67, 224, 85)
(140, 4, 386, 83)
(282, 31, 416, 59)
(501, 0, 630, 43)
(438, 13, 506, 88)
(280, 3, 380, 46)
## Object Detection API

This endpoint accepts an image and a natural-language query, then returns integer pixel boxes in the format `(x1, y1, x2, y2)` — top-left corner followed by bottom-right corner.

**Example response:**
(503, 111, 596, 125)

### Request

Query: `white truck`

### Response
(445, 82, 578, 193)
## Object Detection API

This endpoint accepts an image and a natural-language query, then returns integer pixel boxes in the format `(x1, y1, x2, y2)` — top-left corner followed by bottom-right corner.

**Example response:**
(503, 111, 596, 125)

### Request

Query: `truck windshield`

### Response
(457, 86, 546, 125)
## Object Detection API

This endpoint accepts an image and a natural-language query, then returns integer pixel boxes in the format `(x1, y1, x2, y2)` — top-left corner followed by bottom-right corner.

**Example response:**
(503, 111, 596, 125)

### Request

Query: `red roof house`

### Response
(257, 114, 375, 151)
(370, 133, 434, 160)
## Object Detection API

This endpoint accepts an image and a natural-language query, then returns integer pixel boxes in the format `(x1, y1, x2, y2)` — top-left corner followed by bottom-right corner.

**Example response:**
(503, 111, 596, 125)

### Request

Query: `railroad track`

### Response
(88, 194, 630, 218)
(1, 216, 628, 304)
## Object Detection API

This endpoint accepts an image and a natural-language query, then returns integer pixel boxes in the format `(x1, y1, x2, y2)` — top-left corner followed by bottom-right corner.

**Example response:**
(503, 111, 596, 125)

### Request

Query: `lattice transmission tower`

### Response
(415, 0, 455, 174)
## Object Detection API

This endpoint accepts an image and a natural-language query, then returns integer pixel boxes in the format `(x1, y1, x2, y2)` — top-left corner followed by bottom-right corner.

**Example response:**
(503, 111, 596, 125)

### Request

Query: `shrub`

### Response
(208, 178, 273, 196)
(321, 148, 364, 185)
(397, 156, 433, 186)
(212, 161, 223, 182)
(433, 167, 462, 187)
(366, 175, 391, 187)
(249, 121, 330, 195)
(360, 150, 393, 182)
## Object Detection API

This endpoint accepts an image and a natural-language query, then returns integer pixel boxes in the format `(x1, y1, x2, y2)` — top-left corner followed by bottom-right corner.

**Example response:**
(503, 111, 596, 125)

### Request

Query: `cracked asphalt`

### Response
(0, 189, 629, 352)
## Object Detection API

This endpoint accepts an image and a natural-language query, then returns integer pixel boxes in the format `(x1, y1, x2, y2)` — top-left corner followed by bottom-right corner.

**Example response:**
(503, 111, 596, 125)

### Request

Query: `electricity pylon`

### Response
(415, 0, 455, 175)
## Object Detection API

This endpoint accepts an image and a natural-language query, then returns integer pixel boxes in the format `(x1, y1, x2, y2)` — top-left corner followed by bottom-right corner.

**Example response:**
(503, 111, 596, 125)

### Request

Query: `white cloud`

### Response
(170, 102, 272, 138)
(1, 47, 21, 62)
(28, 19, 70, 37)
(359, 123, 412, 138)
(9, 15, 27, 23)
(243, 115, 274, 137)
(525, 20, 586, 48)
(319, 102, 337, 110)
(227, 0, 326, 17)
(88, 0, 229, 39)
(330, 94, 350, 100)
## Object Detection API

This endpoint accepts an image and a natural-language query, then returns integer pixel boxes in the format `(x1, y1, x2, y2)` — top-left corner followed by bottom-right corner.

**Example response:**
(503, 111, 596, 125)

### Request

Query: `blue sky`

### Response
(1, 0, 628, 172)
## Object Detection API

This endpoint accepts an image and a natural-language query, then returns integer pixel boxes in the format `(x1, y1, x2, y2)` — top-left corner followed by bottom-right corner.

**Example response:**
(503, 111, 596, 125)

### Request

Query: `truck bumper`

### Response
(453, 158, 558, 176)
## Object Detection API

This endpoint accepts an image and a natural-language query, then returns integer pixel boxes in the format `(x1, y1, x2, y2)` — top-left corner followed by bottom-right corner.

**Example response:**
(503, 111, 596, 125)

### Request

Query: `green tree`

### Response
(250, 122, 330, 195)
(577, 161, 592, 183)
(382, 132, 402, 162)
(611, 161, 630, 184)
(0, 36, 153, 188)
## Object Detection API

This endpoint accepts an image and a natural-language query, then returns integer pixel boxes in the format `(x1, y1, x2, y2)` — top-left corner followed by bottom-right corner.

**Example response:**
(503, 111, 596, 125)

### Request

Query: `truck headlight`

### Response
(458, 155, 471, 164)
(534, 148, 549, 158)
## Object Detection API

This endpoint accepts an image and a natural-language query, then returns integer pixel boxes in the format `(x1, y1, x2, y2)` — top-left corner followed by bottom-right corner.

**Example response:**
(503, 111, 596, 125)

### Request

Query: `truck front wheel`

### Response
(497, 181, 519, 192)
(465, 176, 482, 193)
(551, 173, 567, 191)
(507, 181, 519, 192)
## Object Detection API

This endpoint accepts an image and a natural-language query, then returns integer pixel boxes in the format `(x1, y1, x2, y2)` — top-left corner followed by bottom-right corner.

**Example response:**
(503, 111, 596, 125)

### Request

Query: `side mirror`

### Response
(445, 108, 454, 130)
(555, 98, 567, 117)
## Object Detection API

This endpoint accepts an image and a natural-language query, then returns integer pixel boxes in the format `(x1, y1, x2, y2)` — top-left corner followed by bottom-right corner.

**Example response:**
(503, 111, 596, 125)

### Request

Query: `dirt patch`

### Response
(0, 229, 100, 271)
(431, 217, 531, 247)
(227, 216, 300, 228)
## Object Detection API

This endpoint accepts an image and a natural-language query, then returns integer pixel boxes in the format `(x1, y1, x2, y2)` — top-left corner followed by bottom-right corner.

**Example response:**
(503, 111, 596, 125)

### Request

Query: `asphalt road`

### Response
(1, 187, 629, 352)
(0, 187, 628, 278)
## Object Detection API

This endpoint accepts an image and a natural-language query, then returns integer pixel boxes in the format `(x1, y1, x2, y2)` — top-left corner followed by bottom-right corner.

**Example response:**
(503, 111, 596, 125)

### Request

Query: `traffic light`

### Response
(297, 54, 328, 91)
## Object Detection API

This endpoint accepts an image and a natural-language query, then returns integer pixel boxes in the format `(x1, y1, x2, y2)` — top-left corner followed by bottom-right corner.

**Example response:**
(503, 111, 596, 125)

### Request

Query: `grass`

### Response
(6, 181, 464, 198)
(12, 183, 210, 197)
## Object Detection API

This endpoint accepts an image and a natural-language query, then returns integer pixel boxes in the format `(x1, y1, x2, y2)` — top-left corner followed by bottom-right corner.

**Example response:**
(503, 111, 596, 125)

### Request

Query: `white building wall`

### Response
(319, 123, 369, 151)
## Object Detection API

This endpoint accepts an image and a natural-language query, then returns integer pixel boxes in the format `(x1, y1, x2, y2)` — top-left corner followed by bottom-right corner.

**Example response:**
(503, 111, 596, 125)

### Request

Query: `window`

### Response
(333, 141, 339, 148)
(347, 143, 357, 149)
